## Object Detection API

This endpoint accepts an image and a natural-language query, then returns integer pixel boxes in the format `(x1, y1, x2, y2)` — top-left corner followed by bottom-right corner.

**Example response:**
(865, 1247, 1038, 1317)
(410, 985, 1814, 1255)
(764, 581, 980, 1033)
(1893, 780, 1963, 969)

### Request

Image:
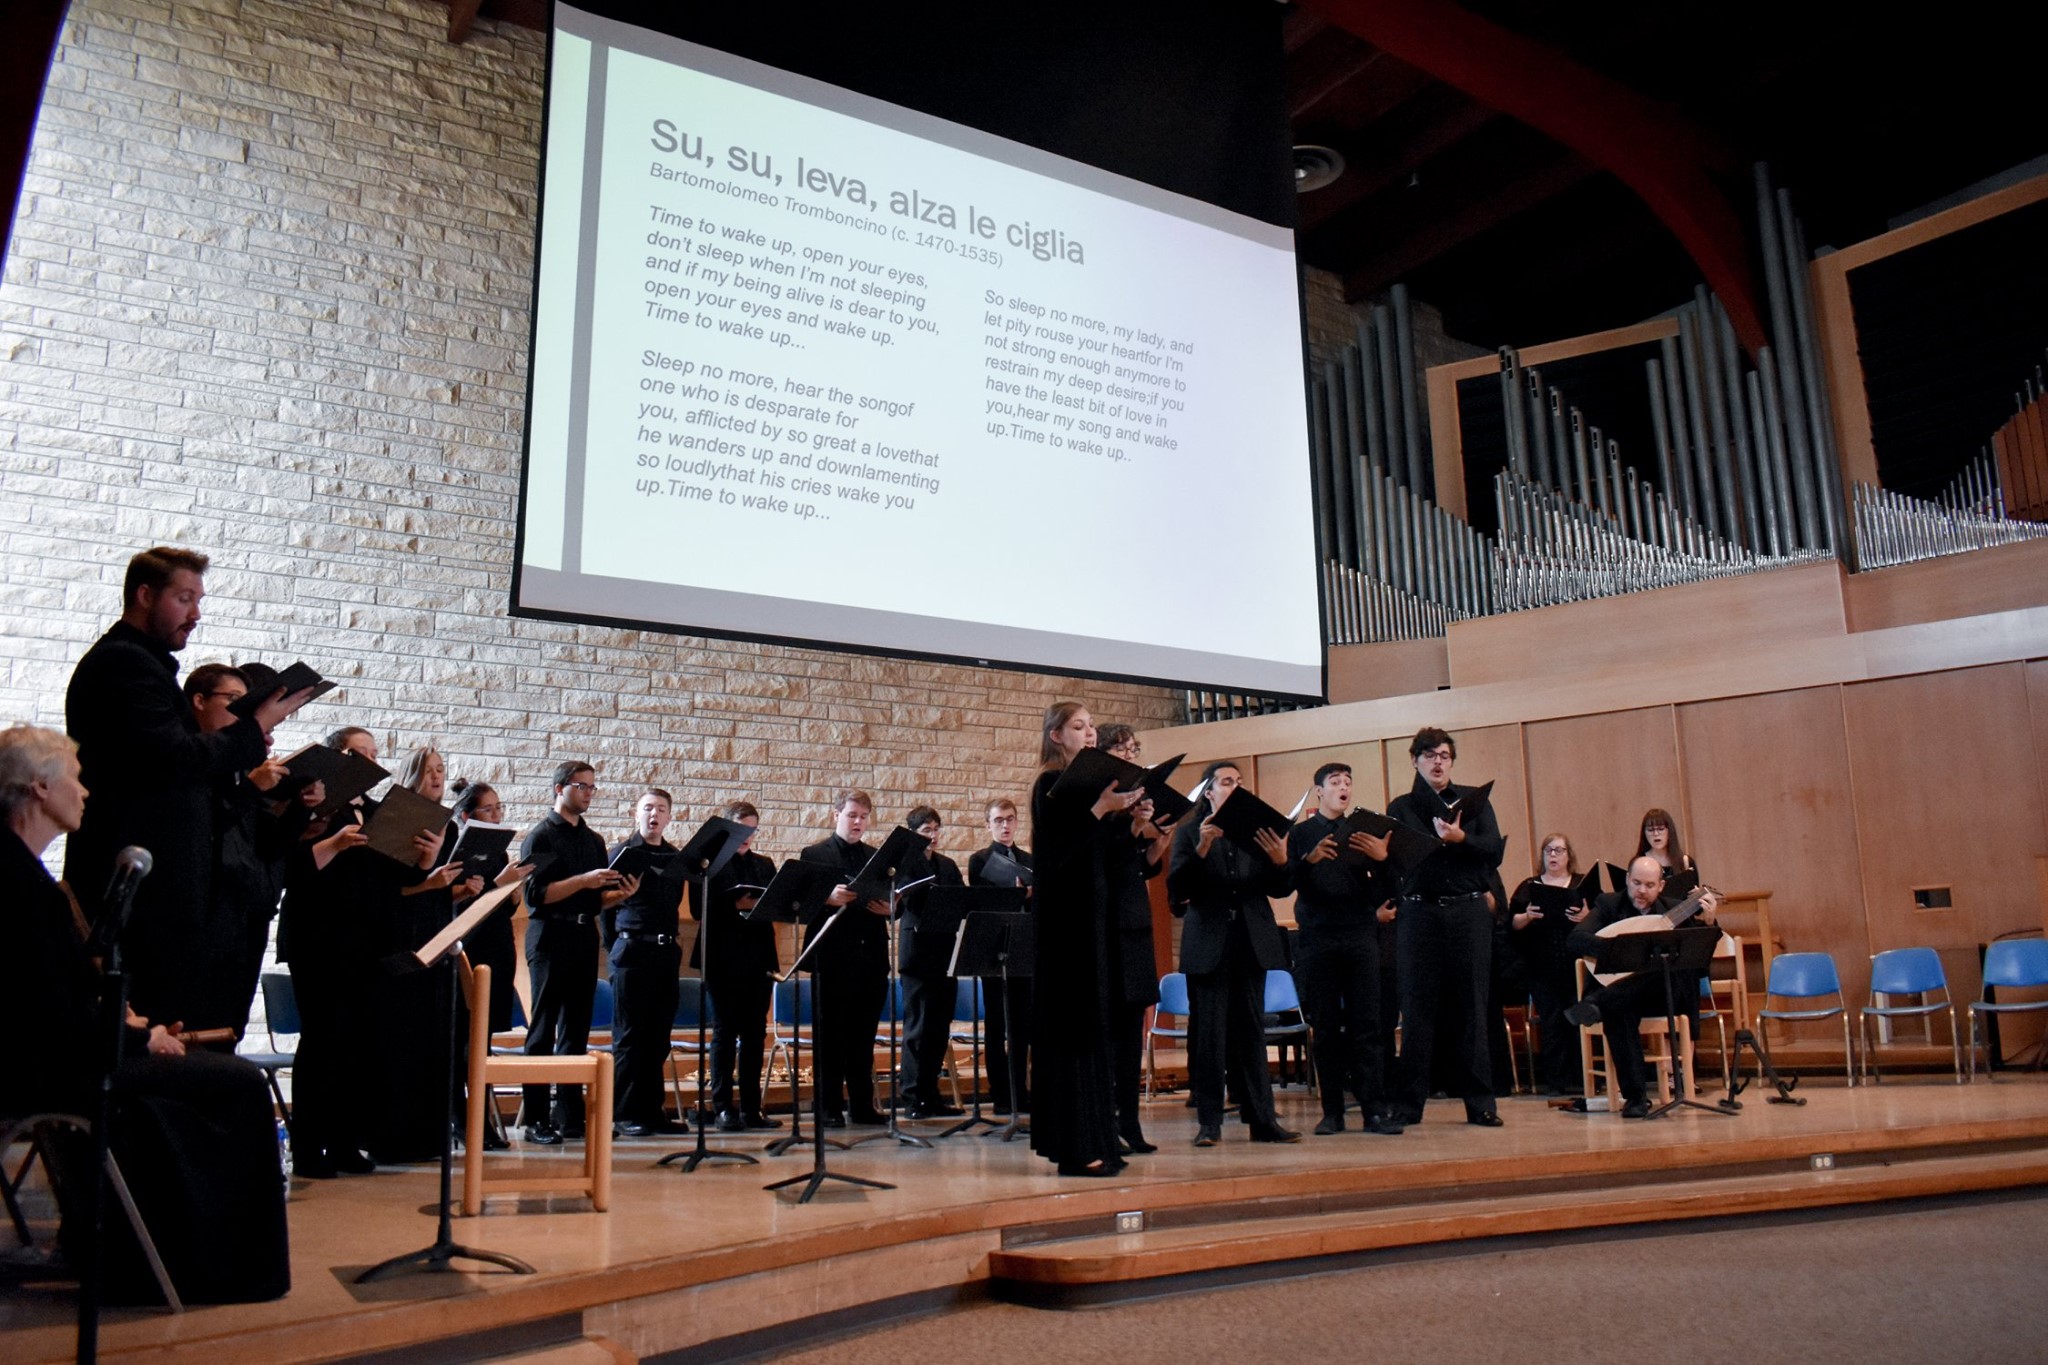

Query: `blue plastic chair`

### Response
(666, 979, 712, 1114)
(1969, 938, 2048, 1081)
(588, 977, 615, 1053)
(1757, 952, 1855, 1086)
(1861, 948, 1963, 1084)
(1262, 969, 1313, 1089)
(1146, 972, 1190, 1097)
(243, 971, 299, 1135)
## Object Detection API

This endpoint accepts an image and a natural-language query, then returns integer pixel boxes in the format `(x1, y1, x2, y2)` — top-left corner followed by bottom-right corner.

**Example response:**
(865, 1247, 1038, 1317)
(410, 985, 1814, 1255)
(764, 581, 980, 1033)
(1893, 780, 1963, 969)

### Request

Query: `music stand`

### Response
(746, 860, 844, 1158)
(751, 865, 893, 1200)
(357, 885, 535, 1282)
(1588, 927, 1733, 1121)
(952, 911, 1035, 1142)
(846, 828, 934, 1150)
(937, 890, 1029, 1138)
(657, 817, 759, 1173)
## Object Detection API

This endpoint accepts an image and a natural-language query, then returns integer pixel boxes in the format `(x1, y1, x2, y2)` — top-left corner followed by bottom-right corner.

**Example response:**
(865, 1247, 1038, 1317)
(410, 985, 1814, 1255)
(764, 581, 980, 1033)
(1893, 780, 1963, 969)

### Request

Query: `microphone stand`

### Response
(660, 866, 757, 1171)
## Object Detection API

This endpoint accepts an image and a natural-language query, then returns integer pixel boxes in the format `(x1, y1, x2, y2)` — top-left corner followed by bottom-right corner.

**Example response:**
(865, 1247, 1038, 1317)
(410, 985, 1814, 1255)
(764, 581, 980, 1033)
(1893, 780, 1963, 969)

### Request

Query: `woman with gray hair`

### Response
(0, 724, 290, 1303)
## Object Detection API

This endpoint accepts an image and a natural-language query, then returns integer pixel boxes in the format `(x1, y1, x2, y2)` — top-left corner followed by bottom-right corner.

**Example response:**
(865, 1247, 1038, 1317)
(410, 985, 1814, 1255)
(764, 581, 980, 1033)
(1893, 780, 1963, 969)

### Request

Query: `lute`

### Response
(1589, 884, 1719, 986)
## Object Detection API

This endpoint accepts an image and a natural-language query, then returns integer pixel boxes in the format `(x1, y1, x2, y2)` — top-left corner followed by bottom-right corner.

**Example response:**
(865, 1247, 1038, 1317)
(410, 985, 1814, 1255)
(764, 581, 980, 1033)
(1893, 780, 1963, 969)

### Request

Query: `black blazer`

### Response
(1167, 818, 1292, 974)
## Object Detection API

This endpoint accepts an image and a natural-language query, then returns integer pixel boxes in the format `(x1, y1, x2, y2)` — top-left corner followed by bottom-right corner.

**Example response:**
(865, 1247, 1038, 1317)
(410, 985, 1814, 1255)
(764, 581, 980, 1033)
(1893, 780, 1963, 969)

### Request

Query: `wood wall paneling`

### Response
(1445, 561, 1849, 690)
(1521, 707, 1682, 884)
(1843, 538, 2048, 634)
(1674, 687, 1868, 1011)
(1842, 665, 2048, 1011)
(1254, 742, 1387, 821)
(1327, 638, 1449, 704)
(1382, 724, 1532, 877)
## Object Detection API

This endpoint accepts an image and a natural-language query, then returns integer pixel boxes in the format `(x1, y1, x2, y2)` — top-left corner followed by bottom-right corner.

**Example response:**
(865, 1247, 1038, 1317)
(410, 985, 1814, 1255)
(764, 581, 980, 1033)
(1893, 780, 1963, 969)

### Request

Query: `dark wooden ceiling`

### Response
(443, 1, 2046, 352)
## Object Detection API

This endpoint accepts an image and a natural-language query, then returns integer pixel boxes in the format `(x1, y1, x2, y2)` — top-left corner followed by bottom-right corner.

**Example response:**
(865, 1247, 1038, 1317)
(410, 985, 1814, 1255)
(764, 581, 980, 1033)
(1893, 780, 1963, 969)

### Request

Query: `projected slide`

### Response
(516, 5, 1324, 696)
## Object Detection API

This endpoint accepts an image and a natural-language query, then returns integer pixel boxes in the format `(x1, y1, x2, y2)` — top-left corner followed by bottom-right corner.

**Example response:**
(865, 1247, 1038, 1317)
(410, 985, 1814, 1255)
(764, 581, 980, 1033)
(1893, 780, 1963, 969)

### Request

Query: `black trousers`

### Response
(983, 975, 1030, 1112)
(1395, 893, 1496, 1119)
(287, 953, 375, 1162)
(1527, 964, 1582, 1092)
(898, 969, 956, 1110)
(608, 936, 681, 1124)
(522, 917, 598, 1129)
(1296, 932, 1387, 1120)
(705, 970, 771, 1116)
(812, 962, 887, 1116)
(1111, 998, 1149, 1139)
(1186, 926, 1279, 1129)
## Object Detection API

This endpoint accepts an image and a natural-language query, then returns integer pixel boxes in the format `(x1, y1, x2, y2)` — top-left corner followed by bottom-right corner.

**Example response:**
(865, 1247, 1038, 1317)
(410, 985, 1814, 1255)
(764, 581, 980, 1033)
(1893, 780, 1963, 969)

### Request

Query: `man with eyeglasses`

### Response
(1386, 728, 1506, 1128)
(517, 760, 637, 1146)
(967, 796, 1033, 1114)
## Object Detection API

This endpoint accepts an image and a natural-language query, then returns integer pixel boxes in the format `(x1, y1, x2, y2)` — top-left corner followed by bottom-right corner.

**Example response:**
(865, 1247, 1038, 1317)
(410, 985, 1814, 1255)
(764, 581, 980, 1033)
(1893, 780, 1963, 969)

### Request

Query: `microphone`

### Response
(91, 846, 154, 959)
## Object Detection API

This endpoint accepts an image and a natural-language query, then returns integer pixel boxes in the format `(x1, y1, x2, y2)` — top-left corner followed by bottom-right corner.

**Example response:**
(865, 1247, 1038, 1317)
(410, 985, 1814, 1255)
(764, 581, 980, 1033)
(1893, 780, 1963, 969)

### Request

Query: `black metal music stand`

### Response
(1589, 927, 1733, 1120)
(953, 911, 1034, 1142)
(658, 817, 759, 1173)
(358, 885, 534, 1282)
(751, 865, 891, 1201)
(747, 860, 845, 1158)
(938, 891, 1029, 1138)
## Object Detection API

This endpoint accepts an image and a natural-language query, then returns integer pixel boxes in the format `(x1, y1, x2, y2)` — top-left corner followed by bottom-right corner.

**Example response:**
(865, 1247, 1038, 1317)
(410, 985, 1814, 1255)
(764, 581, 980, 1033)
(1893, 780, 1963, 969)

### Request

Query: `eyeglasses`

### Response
(1418, 749, 1453, 762)
(565, 781, 597, 792)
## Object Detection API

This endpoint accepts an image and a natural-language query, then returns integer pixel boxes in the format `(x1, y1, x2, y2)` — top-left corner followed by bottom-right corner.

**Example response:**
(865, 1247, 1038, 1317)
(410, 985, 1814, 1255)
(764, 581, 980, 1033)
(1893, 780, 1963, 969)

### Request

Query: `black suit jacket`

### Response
(898, 849, 965, 978)
(1167, 818, 1292, 974)
(798, 835, 889, 974)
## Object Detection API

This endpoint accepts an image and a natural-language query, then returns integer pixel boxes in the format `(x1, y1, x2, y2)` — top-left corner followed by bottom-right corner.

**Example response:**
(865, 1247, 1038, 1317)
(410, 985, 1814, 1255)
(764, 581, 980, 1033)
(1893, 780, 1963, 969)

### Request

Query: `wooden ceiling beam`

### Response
(1336, 154, 1600, 299)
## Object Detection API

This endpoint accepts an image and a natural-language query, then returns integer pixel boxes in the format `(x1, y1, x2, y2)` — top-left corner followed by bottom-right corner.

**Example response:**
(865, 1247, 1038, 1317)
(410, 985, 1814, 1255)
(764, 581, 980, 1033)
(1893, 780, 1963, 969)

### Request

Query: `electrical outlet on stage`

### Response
(1810, 1153, 1836, 1171)
(1115, 1211, 1145, 1233)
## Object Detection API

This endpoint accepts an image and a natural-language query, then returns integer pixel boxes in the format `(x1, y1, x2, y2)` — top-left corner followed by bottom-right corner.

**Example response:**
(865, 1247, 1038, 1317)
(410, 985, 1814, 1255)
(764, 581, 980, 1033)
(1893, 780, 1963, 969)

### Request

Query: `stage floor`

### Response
(8, 1076, 2048, 1363)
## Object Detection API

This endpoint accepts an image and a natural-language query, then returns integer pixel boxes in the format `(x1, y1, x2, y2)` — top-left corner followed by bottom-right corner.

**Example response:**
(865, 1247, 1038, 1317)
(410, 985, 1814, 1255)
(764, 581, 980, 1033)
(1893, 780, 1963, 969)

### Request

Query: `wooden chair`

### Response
(461, 956, 612, 1217)
(1576, 959, 1697, 1107)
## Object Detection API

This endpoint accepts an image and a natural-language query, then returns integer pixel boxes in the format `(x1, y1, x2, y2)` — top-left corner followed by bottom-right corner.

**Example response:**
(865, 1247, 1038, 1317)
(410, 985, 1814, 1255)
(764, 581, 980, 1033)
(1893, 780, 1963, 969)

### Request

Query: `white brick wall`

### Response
(0, 0, 1183, 857)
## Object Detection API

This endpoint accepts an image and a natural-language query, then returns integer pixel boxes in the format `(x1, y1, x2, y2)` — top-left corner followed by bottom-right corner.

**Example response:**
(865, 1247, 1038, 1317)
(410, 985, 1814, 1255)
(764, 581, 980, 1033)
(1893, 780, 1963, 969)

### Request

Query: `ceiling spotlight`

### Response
(1293, 145, 1345, 193)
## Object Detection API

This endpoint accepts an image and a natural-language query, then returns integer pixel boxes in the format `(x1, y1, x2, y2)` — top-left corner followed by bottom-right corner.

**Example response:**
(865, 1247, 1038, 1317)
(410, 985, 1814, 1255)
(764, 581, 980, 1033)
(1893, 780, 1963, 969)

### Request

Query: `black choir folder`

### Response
(1341, 808, 1439, 881)
(1048, 747, 1195, 827)
(447, 820, 517, 882)
(976, 847, 1033, 890)
(228, 659, 338, 718)
(1440, 780, 1495, 822)
(279, 743, 388, 816)
(1207, 784, 1292, 852)
(361, 785, 451, 864)
(1523, 866, 1604, 915)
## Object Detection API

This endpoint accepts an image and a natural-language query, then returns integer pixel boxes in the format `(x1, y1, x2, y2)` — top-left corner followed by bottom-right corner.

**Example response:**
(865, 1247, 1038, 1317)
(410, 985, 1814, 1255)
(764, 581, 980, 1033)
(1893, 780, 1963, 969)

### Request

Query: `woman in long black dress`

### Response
(1096, 724, 1170, 1153)
(1029, 701, 1142, 1178)
(1507, 832, 1592, 1094)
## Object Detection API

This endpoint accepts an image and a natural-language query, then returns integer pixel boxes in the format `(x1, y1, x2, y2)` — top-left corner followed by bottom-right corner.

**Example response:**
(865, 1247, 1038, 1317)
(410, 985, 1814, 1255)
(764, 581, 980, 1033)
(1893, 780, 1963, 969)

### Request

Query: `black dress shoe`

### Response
(743, 1112, 783, 1130)
(1056, 1159, 1125, 1178)
(1563, 999, 1602, 1028)
(619, 1118, 690, 1137)
(1467, 1112, 1505, 1128)
(560, 1125, 586, 1141)
(1250, 1124, 1302, 1144)
(524, 1123, 563, 1146)
(294, 1153, 337, 1179)
(1313, 1113, 1345, 1136)
(1192, 1125, 1221, 1147)
(332, 1147, 377, 1174)
(715, 1110, 747, 1133)
(482, 1127, 510, 1152)
(1621, 1098, 1652, 1119)
(1120, 1132, 1158, 1154)
(819, 1112, 847, 1130)
(1365, 1113, 1408, 1136)
(848, 1108, 888, 1125)
(1387, 1105, 1423, 1126)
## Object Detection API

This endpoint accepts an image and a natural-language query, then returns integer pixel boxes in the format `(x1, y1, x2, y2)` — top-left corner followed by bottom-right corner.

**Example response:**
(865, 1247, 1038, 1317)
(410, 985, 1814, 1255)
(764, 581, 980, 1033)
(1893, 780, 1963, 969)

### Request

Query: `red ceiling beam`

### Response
(1301, 0, 1767, 352)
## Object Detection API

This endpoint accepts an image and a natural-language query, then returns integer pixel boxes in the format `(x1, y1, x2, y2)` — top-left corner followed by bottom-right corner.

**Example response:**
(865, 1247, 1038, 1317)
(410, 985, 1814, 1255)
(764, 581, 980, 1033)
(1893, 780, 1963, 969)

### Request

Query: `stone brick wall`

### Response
(0, 0, 1182, 862)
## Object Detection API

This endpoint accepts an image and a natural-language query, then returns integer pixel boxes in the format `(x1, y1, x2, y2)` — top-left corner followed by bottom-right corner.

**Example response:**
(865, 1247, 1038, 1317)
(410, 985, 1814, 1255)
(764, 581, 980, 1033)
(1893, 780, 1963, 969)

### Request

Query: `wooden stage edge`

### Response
(13, 1081, 2048, 1364)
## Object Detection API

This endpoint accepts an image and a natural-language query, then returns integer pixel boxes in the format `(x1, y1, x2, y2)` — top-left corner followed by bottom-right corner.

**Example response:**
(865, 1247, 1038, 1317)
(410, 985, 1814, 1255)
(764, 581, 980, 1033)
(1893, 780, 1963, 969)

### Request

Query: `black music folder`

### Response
(228, 659, 337, 718)
(1048, 748, 1191, 821)
(1524, 866, 1604, 915)
(446, 820, 517, 882)
(1342, 807, 1441, 881)
(361, 785, 451, 865)
(1439, 780, 1495, 822)
(286, 744, 389, 816)
(976, 847, 1034, 890)
(672, 815, 756, 880)
(1208, 784, 1293, 852)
